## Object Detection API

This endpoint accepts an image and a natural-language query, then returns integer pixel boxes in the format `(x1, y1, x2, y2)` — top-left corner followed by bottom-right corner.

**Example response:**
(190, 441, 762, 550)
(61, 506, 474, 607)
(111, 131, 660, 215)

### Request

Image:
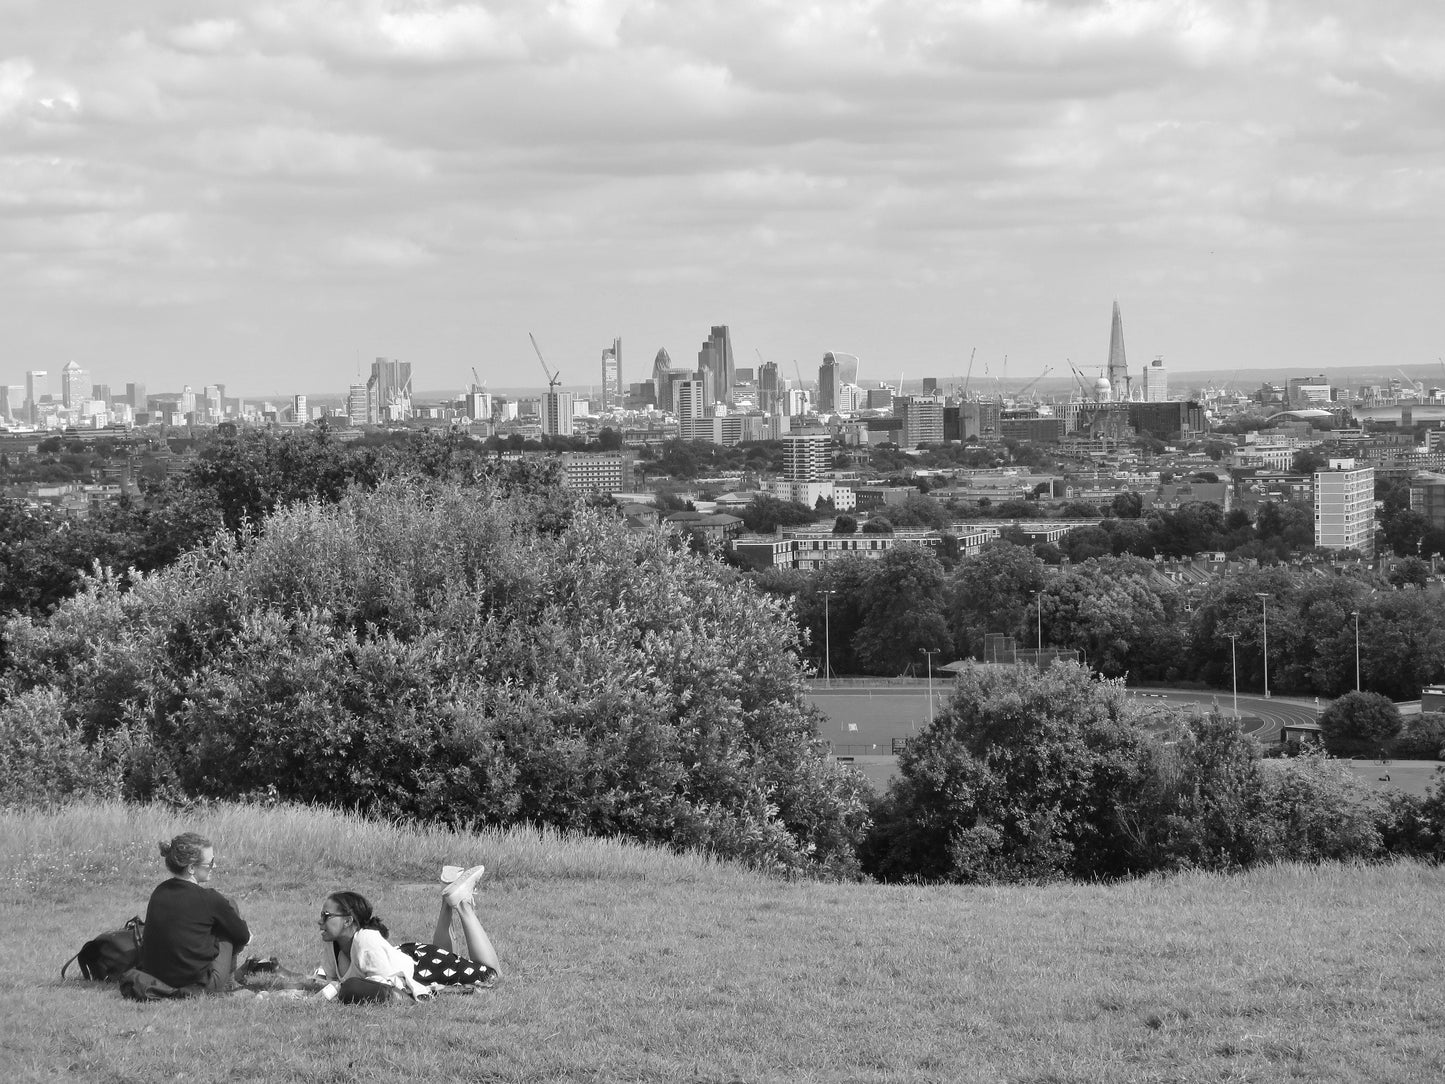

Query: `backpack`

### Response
(62, 916, 145, 982)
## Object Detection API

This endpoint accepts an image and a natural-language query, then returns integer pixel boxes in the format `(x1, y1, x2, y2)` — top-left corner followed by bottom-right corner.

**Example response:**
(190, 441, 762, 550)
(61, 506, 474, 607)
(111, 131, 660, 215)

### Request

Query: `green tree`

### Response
(1318, 691, 1403, 757)
(860, 662, 1156, 883)
(832, 514, 858, 535)
(739, 495, 817, 533)
(947, 543, 1045, 657)
(852, 549, 951, 675)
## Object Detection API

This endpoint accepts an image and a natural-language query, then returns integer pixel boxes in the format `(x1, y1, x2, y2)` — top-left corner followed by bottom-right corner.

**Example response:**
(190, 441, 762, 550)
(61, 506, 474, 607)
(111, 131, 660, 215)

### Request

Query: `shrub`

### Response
(1256, 749, 1385, 863)
(1392, 712, 1445, 760)
(859, 662, 1157, 883)
(1318, 692, 1403, 758)
(0, 689, 124, 807)
(1, 485, 871, 876)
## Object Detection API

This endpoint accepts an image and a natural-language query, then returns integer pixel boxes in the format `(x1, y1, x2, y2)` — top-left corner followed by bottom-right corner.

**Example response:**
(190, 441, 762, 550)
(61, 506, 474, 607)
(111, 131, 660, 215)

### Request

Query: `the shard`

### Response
(1106, 300, 1128, 401)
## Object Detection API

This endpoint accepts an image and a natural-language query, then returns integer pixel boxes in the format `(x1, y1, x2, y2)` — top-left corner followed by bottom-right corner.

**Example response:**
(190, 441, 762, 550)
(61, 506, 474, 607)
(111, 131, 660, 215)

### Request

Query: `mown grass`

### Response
(5, 801, 1444, 1083)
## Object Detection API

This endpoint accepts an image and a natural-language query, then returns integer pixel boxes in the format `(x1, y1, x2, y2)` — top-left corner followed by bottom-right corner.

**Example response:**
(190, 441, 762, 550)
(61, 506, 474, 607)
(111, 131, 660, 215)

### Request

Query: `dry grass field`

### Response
(4, 801, 1444, 1083)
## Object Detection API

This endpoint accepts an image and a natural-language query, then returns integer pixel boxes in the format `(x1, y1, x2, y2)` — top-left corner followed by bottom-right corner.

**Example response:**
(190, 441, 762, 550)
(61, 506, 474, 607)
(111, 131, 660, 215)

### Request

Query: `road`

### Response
(806, 683, 1321, 751)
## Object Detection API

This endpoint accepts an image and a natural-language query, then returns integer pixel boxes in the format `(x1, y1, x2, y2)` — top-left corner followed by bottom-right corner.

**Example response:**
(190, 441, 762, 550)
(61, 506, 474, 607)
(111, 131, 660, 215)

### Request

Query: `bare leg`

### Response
(430, 898, 457, 953)
(449, 898, 500, 973)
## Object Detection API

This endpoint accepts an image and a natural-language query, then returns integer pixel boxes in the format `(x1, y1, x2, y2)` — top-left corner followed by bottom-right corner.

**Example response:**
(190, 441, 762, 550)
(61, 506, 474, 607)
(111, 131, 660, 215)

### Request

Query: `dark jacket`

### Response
(137, 878, 250, 990)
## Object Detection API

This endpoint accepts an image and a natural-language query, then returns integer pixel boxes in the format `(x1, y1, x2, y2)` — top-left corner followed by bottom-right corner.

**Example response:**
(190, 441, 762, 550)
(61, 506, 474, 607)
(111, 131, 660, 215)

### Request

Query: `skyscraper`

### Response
(759, 362, 779, 414)
(652, 349, 672, 411)
(817, 355, 838, 413)
(783, 431, 830, 482)
(62, 361, 89, 408)
(126, 382, 146, 411)
(542, 390, 574, 437)
(367, 357, 413, 423)
(1144, 357, 1168, 402)
(347, 384, 368, 425)
(25, 369, 47, 423)
(601, 337, 621, 411)
(1106, 301, 1128, 401)
(697, 325, 734, 407)
(1314, 459, 1375, 557)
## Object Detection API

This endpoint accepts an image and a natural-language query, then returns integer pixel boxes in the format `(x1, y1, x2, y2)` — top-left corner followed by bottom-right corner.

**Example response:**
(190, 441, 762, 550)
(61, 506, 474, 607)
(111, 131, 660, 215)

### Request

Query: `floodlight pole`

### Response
(1257, 592, 1271, 699)
(1226, 632, 1239, 720)
(822, 589, 835, 689)
(1036, 591, 1043, 653)
(1351, 609, 1360, 692)
(921, 648, 939, 714)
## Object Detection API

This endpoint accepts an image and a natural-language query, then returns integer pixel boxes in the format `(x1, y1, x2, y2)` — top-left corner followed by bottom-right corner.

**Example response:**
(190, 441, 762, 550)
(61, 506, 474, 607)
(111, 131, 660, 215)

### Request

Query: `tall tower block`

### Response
(1107, 301, 1128, 401)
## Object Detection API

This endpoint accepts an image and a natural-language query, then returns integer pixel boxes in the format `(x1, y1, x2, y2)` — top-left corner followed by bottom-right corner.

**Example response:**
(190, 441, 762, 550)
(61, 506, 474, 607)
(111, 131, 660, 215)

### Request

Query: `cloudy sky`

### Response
(4, 0, 1444, 397)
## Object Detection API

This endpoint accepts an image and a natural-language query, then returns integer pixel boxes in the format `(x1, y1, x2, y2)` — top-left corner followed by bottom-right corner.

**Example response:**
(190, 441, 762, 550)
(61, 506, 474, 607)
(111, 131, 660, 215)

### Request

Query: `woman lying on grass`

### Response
(318, 865, 499, 1004)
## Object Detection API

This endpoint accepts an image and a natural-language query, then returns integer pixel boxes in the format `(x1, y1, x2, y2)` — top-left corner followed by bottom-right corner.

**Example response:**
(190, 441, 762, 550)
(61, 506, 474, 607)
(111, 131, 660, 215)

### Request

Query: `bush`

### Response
(1256, 749, 1385, 863)
(1392, 712, 1445, 760)
(1, 484, 871, 876)
(0, 689, 124, 807)
(1318, 692, 1403, 758)
(860, 662, 1157, 883)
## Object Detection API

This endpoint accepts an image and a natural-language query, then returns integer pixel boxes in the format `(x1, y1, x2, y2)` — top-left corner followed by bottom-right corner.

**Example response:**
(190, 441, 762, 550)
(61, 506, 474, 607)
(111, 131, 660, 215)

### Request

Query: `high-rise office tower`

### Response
(367, 357, 413, 423)
(0, 385, 11, 420)
(601, 338, 621, 411)
(126, 382, 146, 410)
(1107, 301, 1128, 401)
(542, 390, 574, 437)
(697, 325, 734, 407)
(1144, 357, 1168, 402)
(673, 378, 705, 422)
(25, 370, 47, 423)
(652, 349, 672, 410)
(817, 355, 838, 413)
(826, 352, 859, 386)
(759, 362, 779, 414)
(292, 394, 308, 423)
(61, 361, 89, 408)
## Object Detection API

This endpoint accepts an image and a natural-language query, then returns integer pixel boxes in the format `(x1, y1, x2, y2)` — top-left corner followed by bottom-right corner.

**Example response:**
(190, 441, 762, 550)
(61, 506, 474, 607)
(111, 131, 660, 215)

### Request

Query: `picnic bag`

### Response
(61, 916, 145, 981)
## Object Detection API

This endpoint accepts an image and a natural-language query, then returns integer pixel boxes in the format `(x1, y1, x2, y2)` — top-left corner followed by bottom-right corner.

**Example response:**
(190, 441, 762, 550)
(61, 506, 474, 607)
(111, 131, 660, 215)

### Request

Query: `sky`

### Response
(3, 0, 1444, 397)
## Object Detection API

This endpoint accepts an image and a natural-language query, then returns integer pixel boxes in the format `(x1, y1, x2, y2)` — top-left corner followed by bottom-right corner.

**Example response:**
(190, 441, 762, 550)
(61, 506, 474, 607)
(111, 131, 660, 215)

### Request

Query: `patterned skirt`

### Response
(396, 942, 496, 987)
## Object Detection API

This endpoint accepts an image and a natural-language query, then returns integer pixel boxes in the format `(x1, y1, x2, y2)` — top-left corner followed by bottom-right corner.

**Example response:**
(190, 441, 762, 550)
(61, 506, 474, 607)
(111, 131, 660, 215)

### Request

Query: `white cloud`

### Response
(1, 0, 1443, 389)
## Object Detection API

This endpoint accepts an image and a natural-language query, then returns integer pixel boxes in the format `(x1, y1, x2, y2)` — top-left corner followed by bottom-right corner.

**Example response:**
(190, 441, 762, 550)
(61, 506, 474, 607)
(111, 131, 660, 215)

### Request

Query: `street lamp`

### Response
(1226, 632, 1239, 720)
(1256, 592, 1271, 699)
(822, 589, 836, 689)
(921, 648, 940, 716)
(1035, 591, 1044, 654)
(1350, 609, 1360, 692)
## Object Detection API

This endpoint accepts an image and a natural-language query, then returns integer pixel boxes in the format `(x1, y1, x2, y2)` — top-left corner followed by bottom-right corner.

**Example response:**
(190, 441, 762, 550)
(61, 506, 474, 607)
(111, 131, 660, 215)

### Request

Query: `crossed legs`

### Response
(432, 865, 500, 974)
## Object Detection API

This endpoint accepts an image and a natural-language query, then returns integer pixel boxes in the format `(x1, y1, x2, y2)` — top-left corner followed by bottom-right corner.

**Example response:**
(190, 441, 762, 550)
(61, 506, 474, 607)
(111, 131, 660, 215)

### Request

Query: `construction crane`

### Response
(960, 347, 977, 401)
(529, 333, 561, 390)
(793, 359, 806, 389)
(1066, 359, 1091, 401)
(1015, 365, 1054, 403)
(470, 367, 486, 394)
(1397, 368, 1424, 397)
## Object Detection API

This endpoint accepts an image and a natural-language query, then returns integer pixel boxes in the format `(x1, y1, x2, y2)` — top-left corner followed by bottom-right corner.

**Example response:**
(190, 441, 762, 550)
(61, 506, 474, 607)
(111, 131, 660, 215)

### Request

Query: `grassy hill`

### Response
(4, 802, 1443, 1083)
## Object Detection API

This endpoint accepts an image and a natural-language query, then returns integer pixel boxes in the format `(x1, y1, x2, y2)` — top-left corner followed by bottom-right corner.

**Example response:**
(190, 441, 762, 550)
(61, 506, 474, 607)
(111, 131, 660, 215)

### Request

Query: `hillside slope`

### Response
(4, 802, 1441, 1083)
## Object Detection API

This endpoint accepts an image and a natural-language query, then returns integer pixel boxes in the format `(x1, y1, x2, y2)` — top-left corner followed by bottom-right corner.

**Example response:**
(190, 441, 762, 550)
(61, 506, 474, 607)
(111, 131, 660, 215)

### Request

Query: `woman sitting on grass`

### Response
(318, 864, 499, 1004)
(130, 832, 251, 997)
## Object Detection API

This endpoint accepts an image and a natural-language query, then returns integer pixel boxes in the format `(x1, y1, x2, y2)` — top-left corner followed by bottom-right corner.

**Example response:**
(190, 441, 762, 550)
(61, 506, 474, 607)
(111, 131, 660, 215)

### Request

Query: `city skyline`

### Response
(4, 3, 1443, 393)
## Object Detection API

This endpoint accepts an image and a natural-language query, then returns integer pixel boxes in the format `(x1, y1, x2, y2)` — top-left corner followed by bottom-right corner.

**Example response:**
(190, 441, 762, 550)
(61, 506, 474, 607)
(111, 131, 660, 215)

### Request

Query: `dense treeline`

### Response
(767, 541, 1445, 700)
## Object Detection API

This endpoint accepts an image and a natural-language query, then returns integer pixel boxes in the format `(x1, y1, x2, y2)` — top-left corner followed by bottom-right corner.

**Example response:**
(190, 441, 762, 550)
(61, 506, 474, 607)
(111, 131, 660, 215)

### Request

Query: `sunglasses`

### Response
(320, 911, 349, 923)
